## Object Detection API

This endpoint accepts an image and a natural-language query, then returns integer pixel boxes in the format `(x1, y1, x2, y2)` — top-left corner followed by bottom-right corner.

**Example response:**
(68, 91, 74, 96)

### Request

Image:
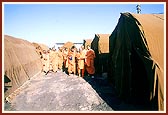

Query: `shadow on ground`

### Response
(83, 74, 151, 111)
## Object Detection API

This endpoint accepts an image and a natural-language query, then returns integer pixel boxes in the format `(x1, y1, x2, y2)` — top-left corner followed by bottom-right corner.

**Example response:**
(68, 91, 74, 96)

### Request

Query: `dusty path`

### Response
(4, 71, 113, 111)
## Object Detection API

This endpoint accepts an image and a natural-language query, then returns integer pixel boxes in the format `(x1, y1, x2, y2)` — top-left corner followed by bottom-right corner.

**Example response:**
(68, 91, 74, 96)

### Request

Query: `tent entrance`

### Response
(130, 47, 150, 106)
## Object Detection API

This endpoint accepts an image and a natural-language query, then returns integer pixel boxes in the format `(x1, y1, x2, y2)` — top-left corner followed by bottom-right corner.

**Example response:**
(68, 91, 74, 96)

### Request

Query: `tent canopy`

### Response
(83, 39, 93, 49)
(4, 35, 42, 97)
(32, 42, 49, 51)
(91, 34, 110, 54)
(62, 41, 74, 49)
(91, 34, 110, 74)
(109, 13, 164, 110)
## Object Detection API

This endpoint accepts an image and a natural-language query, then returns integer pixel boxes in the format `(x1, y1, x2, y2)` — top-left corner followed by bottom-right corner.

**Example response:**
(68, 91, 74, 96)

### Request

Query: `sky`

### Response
(3, 2, 164, 47)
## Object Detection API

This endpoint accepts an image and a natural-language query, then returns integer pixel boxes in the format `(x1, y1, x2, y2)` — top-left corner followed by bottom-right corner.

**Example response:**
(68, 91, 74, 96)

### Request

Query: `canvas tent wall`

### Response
(62, 41, 74, 50)
(83, 39, 92, 49)
(91, 34, 110, 75)
(109, 13, 164, 110)
(4, 35, 42, 97)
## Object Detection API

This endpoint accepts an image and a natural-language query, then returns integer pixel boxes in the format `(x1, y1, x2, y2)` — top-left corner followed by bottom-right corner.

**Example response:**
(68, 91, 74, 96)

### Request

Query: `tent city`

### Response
(3, 3, 165, 112)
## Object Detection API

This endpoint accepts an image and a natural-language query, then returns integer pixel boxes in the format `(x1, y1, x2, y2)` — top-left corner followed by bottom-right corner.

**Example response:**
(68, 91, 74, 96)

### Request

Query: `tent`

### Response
(91, 34, 110, 75)
(4, 35, 42, 97)
(109, 13, 164, 110)
(32, 42, 49, 58)
(83, 39, 93, 49)
(62, 41, 74, 49)
(32, 42, 49, 51)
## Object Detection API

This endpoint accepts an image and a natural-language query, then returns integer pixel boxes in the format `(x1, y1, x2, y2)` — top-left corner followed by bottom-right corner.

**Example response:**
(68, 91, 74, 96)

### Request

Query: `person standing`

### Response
(77, 45, 86, 77)
(42, 50, 50, 75)
(50, 48, 59, 73)
(76, 49, 81, 77)
(68, 46, 76, 75)
(35, 46, 43, 59)
(62, 47, 69, 74)
(85, 45, 95, 78)
(49, 48, 54, 72)
(57, 47, 63, 71)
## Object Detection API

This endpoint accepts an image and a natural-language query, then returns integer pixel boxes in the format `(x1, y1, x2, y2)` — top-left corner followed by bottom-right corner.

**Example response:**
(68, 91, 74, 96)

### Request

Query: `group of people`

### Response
(39, 45, 96, 78)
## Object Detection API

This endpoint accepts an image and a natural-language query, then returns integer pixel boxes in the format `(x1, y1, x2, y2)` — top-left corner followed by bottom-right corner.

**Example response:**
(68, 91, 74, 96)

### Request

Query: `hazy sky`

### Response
(4, 2, 164, 47)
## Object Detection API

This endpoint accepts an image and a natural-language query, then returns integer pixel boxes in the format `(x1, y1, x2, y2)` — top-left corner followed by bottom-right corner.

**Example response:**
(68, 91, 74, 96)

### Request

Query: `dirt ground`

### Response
(4, 70, 147, 112)
(4, 71, 113, 111)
